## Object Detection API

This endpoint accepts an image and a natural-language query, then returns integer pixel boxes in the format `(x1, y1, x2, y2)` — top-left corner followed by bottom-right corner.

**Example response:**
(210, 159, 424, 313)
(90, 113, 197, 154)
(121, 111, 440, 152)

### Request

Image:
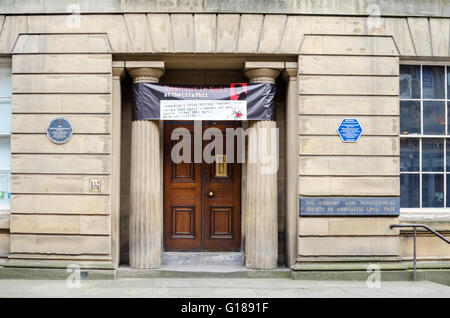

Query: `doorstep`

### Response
(117, 265, 291, 279)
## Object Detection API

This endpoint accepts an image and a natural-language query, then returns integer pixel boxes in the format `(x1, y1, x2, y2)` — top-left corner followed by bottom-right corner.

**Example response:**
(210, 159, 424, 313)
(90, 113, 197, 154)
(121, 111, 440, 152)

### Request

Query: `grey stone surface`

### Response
(0, 0, 448, 17)
(117, 265, 291, 279)
(162, 252, 245, 266)
(0, 278, 448, 298)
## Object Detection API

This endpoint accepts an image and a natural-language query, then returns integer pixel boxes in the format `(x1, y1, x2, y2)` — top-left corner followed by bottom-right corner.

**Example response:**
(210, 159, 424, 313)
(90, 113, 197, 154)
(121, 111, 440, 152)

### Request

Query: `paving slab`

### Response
(0, 278, 449, 298)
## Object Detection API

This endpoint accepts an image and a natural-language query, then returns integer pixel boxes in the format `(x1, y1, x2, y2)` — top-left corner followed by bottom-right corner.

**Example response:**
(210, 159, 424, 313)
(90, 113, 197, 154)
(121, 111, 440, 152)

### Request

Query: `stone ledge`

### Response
(1, 0, 449, 17)
(2, 259, 115, 270)
(291, 269, 450, 286)
(292, 260, 450, 271)
(0, 267, 115, 280)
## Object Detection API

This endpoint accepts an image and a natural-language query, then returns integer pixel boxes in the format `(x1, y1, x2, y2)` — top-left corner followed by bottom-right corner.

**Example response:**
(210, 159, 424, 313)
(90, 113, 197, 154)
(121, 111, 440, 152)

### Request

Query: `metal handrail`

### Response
(390, 223, 450, 281)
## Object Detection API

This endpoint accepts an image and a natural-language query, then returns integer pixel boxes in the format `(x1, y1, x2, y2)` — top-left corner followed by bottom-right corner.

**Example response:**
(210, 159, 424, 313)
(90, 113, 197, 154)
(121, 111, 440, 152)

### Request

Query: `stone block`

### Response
(298, 236, 400, 256)
(10, 234, 111, 254)
(194, 14, 216, 52)
(11, 154, 110, 174)
(407, 17, 432, 56)
(299, 156, 399, 176)
(237, 14, 263, 53)
(12, 94, 111, 113)
(171, 14, 194, 52)
(11, 215, 110, 235)
(11, 195, 110, 215)
(12, 74, 111, 93)
(12, 54, 112, 73)
(258, 15, 287, 53)
(298, 217, 399, 236)
(12, 114, 111, 133)
(11, 135, 111, 154)
(13, 34, 111, 54)
(299, 75, 398, 95)
(299, 176, 400, 196)
(299, 95, 398, 116)
(216, 14, 240, 52)
(300, 35, 398, 56)
(299, 116, 399, 136)
(298, 55, 399, 76)
(299, 136, 399, 156)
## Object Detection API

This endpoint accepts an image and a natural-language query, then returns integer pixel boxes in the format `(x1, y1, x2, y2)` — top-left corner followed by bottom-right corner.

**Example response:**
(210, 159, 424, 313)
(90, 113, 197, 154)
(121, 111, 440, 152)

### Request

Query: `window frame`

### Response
(0, 57, 11, 215)
(400, 60, 450, 215)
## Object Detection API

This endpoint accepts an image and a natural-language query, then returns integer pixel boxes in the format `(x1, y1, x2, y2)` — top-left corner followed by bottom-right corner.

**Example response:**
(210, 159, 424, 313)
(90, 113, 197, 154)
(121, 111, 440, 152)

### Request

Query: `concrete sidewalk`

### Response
(0, 278, 449, 298)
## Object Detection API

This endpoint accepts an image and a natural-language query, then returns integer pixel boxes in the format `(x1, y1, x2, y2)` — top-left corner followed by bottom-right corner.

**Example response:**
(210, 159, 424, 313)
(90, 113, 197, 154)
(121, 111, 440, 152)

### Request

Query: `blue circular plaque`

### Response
(46, 117, 73, 144)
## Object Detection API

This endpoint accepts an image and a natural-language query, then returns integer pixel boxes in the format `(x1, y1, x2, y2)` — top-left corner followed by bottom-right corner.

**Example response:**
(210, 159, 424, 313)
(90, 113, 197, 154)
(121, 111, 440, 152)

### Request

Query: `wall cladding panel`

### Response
(297, 34, 401, 258)
(9, 35, 113, 264)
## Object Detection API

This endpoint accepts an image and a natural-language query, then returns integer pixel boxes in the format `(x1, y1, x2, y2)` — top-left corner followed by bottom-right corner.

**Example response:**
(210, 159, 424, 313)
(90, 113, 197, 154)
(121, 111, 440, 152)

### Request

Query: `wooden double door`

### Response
(164, 121, 241, 251)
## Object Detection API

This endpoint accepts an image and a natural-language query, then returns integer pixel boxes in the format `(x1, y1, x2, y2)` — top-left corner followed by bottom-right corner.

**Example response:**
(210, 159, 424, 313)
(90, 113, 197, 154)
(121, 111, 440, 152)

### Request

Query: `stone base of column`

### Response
(129, 120, 162, 269)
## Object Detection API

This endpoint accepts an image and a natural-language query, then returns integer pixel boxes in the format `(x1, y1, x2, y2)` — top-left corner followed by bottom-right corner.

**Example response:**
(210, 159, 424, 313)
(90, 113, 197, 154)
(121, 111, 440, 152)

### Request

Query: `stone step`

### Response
(162, 252, 245, 266)
(116, 265, 291, 279)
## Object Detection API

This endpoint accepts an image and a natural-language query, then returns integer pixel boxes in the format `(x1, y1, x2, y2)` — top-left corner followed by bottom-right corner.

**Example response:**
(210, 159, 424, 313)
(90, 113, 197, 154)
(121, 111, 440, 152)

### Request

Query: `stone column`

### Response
(127, 63, 164, 269)
(282, 65, 298, 269)
(244, 65, 281, 269)
(111, 62, 125, 268)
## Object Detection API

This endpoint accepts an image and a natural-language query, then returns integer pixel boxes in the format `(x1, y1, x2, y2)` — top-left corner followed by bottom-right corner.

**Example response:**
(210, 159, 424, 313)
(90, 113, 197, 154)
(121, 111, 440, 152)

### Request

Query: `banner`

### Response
(132, 82, 276, 121)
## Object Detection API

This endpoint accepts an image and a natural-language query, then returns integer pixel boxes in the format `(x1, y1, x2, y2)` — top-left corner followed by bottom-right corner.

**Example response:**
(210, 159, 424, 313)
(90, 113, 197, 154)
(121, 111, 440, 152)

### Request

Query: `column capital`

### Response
(282, 68, 298, 82)
(112, 61, 125, 81)
(244, 62, 283, 84)
(126, 61, 165, 83)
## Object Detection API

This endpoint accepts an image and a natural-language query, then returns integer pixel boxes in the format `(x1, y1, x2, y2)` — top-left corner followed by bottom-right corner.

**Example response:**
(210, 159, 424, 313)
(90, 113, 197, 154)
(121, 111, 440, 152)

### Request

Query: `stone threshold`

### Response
(162, 251, 245, 266)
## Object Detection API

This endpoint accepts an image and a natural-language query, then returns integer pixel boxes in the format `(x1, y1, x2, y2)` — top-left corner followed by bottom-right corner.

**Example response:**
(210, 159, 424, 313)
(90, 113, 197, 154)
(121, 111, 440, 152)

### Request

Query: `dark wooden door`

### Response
(164, 121, 241, 251)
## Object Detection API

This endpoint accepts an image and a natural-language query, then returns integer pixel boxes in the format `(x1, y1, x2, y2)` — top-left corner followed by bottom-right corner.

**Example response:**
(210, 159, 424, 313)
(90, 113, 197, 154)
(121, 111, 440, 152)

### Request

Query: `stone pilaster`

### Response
(282, 65, 298, 269)
(111, 62, 125, 268)
(244, 64, 281, 269)
(127, 62, 164, 269)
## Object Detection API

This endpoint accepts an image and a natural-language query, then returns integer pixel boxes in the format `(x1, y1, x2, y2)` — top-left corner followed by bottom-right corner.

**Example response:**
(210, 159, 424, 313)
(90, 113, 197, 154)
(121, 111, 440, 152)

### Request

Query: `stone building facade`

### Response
(0, 0, 449, 279)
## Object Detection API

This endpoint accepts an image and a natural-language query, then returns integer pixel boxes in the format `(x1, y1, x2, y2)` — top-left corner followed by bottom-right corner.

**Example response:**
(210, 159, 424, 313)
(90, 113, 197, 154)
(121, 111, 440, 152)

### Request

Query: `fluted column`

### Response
(128, 64, 164, 268)
(244, 66, 280, 269)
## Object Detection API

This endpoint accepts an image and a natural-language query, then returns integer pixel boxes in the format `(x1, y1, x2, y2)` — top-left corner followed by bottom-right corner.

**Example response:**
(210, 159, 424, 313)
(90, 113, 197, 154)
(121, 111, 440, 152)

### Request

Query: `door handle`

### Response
(208, 191, 214, 198)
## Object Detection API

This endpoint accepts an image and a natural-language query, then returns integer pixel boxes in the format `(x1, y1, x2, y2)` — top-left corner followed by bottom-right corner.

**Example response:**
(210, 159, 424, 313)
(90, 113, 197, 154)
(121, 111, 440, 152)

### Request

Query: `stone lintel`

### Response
(244, 61, 285, 71)
(125, 61, 165, 70)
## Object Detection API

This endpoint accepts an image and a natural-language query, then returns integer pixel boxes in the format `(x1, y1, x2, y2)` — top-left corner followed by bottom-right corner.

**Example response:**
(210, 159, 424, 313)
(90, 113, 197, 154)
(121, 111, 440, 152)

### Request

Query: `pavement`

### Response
(0, 278, 449, 298)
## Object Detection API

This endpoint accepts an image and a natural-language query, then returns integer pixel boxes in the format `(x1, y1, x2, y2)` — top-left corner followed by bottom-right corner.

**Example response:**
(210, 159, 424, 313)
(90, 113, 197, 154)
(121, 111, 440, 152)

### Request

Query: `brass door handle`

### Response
(208, 191, 214, 198)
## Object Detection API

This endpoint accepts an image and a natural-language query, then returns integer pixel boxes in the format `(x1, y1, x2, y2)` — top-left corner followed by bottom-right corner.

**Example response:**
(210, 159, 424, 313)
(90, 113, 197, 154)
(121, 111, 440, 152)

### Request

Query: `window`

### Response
(0, 60, 11, 211)
(400, 64, 450, 209)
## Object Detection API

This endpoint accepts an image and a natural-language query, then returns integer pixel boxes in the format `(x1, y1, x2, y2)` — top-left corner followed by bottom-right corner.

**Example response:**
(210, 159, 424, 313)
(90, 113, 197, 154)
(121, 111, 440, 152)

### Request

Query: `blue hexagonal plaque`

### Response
(337, 118, 363, 142)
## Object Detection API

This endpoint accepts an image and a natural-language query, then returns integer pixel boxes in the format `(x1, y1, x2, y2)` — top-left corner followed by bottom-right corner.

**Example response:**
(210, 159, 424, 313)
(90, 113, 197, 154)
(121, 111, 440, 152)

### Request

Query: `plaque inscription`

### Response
(299, 197, 400, 216)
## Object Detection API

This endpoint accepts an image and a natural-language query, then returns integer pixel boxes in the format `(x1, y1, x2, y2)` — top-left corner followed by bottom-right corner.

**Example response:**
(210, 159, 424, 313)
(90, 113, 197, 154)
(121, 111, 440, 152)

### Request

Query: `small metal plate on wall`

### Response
(89, 178, 101, 193)
(215, 154, 228, 177)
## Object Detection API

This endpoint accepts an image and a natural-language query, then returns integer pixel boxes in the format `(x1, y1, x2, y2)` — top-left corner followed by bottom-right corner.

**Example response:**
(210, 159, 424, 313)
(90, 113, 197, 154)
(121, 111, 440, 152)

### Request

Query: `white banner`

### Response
(160, 100, 247, 120)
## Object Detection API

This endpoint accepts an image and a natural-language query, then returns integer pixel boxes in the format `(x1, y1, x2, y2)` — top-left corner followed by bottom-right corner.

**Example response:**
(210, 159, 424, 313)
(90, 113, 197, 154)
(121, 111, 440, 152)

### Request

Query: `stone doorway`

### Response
(118, 63, 291, 270)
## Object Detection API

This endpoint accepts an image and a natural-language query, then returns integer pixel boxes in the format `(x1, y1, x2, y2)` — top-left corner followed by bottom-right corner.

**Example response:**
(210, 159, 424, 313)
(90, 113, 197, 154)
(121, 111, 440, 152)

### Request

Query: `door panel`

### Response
(164, 121, 241, 251)
(164, 122, 202, 251)
(202, 121, 241, 251)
